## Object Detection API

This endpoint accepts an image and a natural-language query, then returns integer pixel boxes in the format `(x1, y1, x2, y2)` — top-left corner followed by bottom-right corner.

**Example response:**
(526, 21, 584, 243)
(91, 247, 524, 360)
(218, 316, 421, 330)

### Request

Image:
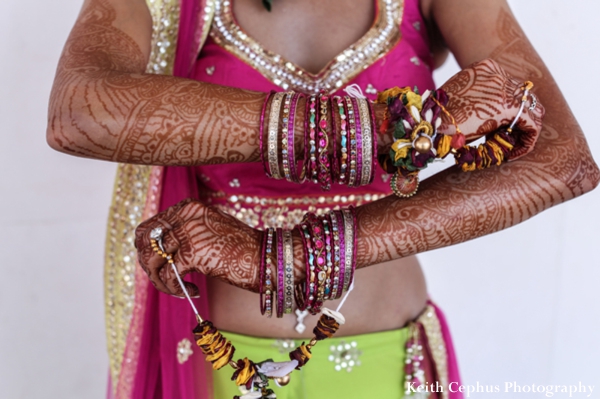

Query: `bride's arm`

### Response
(353, 0, 599, 267)
(47, 0, 274, 165)
(134, 0, 599, 295)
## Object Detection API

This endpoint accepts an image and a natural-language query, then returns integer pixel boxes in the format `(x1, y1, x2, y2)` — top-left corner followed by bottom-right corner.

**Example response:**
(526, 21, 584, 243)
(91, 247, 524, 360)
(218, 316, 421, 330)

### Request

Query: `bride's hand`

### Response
(134, 199, 262, 297)
(439, 58, 545, 160)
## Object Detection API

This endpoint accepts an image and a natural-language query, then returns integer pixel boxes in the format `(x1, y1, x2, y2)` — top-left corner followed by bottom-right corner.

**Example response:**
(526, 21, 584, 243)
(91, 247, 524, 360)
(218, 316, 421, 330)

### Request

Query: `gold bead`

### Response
(275, 374, 291, 386)
(414, 136, 432, 154)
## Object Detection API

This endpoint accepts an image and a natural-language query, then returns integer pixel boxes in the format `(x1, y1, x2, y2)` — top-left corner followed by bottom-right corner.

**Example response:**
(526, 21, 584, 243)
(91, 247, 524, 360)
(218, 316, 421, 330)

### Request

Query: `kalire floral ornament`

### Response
(377, 82, 535, 198)
(377, 86, 450, 197)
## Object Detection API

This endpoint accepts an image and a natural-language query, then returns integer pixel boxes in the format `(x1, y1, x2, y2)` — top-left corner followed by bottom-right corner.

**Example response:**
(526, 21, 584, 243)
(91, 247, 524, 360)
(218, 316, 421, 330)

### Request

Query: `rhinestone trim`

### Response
(105, 0, 178, 394)
(210, 0, 404, 95)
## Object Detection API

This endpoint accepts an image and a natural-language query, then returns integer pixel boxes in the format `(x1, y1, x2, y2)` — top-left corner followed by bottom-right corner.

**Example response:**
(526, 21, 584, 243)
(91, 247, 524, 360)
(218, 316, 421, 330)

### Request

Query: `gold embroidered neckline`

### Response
(210, 0, 404, 95)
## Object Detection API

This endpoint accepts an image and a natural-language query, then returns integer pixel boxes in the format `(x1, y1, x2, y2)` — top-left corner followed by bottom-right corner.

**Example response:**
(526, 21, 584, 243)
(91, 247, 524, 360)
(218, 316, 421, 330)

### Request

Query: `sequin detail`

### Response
(205, 192, 385, 229)
(105, 0, 178, 394)
(415, 304, 450, 399)
(328, 341, 362, 372)
(177, 338, 194, 364)
(210, 0, 404, 95)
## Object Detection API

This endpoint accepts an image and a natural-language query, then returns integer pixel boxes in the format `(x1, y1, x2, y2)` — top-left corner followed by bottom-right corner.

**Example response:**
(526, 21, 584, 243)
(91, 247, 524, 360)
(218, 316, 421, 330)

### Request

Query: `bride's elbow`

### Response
(552, 150, 600, 199)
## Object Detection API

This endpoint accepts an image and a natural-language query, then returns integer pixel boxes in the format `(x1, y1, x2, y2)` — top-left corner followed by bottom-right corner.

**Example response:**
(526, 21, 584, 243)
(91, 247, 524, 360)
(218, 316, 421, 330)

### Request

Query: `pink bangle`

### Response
(351, 98, 363, 188)
(307, 96, 318, 184)
(345, 97, 358, 187)
(287, 93, 306, 183)
(328, 211, 342, 300)
(367, 99, 378, 185)
(333, 210, 346, 300)
(307, 213, 326, 314)
(295, 223, 312, 311)
(264, 228, 275, 317)
(259, 229, 267, 315)
(335, 97, 349, 185)
(276, 228, 285, 318)
(317, 95, 332, 191)
(260, 91, 275, 177)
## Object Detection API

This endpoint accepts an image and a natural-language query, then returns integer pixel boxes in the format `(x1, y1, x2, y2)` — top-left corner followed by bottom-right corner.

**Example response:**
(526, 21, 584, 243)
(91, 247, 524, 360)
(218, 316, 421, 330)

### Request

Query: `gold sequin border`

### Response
(416, 304, 450, 399)
(206, 191, 386, 229)
(104, 0, 179, 395)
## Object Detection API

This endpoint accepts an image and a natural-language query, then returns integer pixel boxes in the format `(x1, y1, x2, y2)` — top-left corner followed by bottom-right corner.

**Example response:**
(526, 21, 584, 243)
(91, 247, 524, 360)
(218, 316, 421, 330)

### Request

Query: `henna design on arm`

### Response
(353, 8, 599, 268)
(48, 0, 265, 165)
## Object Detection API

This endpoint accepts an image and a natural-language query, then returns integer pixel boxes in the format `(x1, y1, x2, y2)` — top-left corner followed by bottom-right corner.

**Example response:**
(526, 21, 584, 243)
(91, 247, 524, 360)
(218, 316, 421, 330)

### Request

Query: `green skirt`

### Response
(213, 327, 410, 399)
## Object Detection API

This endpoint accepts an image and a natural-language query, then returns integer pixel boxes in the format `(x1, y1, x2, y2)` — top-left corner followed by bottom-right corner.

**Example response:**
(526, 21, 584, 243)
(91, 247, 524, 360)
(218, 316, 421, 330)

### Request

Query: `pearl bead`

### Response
(414, 136, 432, 154)
(275, 374, 291, 386)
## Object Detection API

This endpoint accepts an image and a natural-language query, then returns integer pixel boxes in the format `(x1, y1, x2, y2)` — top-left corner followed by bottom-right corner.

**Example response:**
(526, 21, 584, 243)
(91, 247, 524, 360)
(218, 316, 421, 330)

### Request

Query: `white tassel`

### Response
(424, 109, 433, 123)
(257, 360, 299, 378)
(410, 105, 421, 122)
(336, 279, 355, 313)
(344, 84, 367, 99)
(421, 90, 431, 102)
(322, 308, 346, 325)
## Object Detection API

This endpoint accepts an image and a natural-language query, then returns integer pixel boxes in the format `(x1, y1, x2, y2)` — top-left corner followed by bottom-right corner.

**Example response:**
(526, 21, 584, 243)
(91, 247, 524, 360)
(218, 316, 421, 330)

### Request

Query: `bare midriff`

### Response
(207, 256, 428, 338)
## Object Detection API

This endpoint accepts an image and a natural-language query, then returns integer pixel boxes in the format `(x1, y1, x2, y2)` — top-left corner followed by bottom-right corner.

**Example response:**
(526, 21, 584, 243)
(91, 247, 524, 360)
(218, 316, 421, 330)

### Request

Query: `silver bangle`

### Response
(283, 229, 294, 314)
(357, 98, 373, 186)
(341, 209, 354, 294)
(267, 92, 285, 179)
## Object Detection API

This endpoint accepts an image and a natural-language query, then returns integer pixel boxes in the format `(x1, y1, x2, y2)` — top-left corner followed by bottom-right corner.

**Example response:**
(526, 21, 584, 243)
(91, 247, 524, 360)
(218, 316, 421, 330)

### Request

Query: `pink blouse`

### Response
(190, 0, 436, 229)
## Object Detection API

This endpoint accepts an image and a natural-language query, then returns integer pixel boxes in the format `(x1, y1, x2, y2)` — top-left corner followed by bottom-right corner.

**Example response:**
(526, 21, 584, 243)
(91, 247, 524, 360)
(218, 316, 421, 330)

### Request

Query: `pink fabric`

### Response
(124, 0, 463, 398)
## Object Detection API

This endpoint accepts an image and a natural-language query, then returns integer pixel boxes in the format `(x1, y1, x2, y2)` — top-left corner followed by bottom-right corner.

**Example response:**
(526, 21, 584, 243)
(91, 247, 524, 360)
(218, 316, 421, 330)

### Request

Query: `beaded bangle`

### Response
(297, 95, 309, 183)
(328, 210, 342, 300)
(317, 95, 332, 190)
(345, 97, 358, 187)
(260, 91, 275, 178)
(306, 213, 326, 314)
(281, 92, 293, 181)
(263, 228, 275, 317)
(296, 223, 315, 311)
(259, 228, 268, 315)
(335, 97, 349, 185)
(322, 214, 334, 300)
(307, 96, 318, 184)
(357, 98, 373, 186)
(367, 99, 378, 185)
(287, 93, 306, 183)
(267, 92, 285, 180)
(350, 98, 363, 188)
(283, 229, 294, 314)
(276, 228, 285, 318)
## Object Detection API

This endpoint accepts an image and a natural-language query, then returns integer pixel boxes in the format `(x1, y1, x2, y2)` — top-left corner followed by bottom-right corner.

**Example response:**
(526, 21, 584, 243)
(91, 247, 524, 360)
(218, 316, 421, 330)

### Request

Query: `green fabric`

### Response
(213, 327, 410, 398)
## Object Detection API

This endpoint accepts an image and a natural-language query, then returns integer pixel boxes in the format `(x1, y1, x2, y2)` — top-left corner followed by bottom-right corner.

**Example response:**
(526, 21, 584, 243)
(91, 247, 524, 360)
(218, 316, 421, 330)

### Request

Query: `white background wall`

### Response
(0, 0, 598, 398)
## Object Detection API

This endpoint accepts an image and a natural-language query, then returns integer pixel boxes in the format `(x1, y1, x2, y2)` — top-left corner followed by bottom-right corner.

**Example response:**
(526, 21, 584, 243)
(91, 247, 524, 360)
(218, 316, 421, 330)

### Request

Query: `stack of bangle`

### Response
(298, 209, 357, 314)
(260, 90, 376, 190)
(259, 207, 358, 318)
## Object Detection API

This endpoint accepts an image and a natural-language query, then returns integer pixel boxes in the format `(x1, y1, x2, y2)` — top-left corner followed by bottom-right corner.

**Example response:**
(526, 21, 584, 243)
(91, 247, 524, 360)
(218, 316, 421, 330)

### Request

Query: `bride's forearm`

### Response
(353, 8, 600, 269)
(46, 0, 269, 165)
